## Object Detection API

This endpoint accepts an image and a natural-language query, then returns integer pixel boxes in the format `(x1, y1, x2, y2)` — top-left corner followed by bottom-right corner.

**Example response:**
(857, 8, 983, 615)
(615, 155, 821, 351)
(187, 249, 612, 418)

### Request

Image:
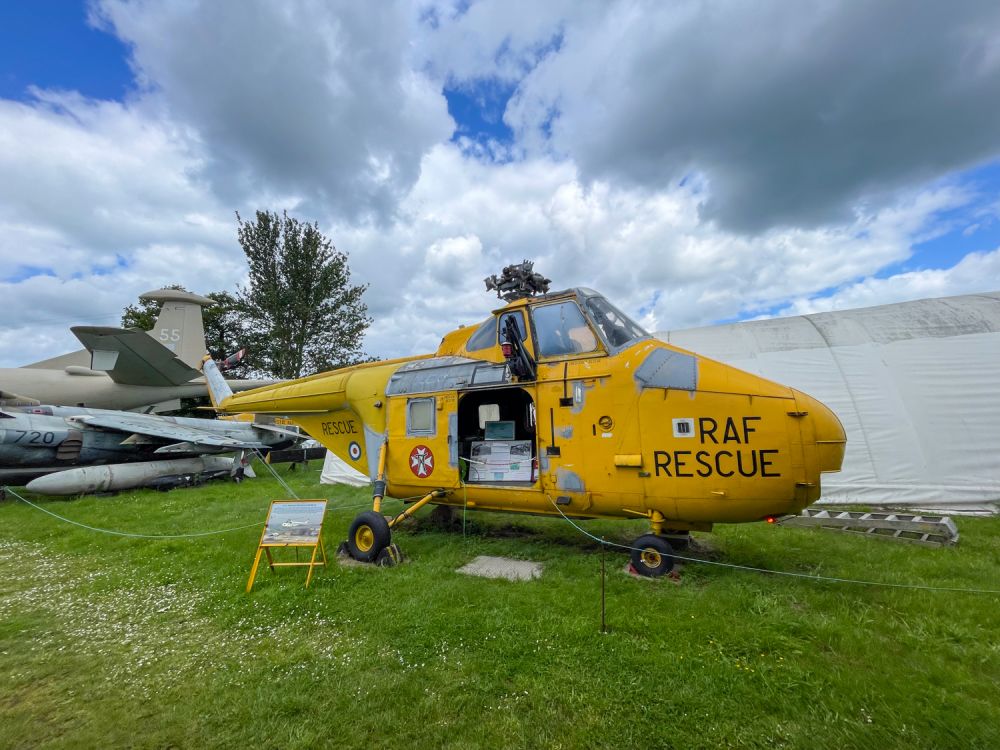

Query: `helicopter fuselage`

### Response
(219, 287, 845, 532)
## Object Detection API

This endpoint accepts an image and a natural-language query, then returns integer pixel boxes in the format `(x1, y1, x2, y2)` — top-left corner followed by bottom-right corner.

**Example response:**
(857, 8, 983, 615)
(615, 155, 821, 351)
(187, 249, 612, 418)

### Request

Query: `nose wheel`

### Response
(630, 534, 676, 577)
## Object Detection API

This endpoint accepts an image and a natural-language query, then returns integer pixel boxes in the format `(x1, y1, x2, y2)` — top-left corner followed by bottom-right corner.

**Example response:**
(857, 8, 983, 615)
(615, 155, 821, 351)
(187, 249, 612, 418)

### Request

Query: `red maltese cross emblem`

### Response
(409, 445, 434, 477)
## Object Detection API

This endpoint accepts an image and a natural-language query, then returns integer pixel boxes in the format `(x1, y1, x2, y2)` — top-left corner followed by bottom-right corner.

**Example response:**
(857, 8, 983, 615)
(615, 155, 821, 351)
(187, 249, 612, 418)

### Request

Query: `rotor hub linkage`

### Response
(484, 260, 551, 302)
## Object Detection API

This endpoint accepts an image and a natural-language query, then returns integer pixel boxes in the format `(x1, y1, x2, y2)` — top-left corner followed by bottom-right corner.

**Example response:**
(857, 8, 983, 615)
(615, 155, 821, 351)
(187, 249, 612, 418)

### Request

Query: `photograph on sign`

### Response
(261, 500, 327, 545)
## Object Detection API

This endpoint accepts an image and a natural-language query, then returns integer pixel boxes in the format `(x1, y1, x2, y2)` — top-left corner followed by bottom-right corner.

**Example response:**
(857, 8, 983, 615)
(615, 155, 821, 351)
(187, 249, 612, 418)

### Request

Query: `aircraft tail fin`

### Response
(20, 288, 215, 372)
(201, 355, 235, 409)
(143, 289, 215, 369)
(71, 327, 201, 386)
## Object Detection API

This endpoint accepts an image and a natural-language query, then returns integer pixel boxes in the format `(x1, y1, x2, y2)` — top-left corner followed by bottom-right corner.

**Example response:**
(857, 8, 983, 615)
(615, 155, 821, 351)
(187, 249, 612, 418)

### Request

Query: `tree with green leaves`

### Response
(235, 210, 371, 379)
(120, 212, 369, 381)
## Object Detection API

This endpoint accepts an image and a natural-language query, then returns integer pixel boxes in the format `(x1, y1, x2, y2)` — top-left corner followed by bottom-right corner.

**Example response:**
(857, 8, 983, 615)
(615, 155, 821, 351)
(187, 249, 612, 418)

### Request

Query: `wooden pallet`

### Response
(778, 508, 959, 547)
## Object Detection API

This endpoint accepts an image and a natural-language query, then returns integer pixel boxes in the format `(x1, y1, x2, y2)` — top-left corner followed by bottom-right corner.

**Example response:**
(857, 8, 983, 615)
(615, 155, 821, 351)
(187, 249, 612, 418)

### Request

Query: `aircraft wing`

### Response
(0, 389, 41, 407)
(71, 326, 201, 387)
(70, 413, 270, 450)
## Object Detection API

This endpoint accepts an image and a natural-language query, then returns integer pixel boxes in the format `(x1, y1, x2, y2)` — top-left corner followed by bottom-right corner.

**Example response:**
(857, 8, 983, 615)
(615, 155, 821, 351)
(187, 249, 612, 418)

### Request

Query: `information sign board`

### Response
(247, 499, 328, 590)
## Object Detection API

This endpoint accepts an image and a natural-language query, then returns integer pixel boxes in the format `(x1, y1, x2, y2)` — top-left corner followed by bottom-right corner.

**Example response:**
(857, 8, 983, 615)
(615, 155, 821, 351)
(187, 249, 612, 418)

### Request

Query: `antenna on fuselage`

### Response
(484, 260, 551, 302)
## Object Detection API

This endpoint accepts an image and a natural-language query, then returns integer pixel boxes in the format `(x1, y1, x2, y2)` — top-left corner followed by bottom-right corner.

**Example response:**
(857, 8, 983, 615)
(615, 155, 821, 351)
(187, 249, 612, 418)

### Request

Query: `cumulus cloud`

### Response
(0, 91, 247, 365)
(427, 0, 1000, 231)
(417, 0, 578, 83)
(0, 129, 991, 367)
(329, 145, 990, 358)
(774, 247, 1000, 317)
(2, 0, 999, 371)
(0, 0, 454, 365)
(0, 92, 216, 272)
(94, 0, 453, 222)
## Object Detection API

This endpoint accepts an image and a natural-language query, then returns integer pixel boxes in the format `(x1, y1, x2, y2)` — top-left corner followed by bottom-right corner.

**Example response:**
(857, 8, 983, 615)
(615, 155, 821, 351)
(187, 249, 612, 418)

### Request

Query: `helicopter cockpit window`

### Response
(465, 311, 528, 352)
(583, 295, 649, 350)
(465, 318, 495, 352)
(498, 311, 527, 343)
(532, 301, 600, 358)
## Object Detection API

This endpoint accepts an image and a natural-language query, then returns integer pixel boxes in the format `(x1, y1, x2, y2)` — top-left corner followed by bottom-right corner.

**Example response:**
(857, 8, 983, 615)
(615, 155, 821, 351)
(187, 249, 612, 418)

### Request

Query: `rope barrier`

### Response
(546, 496, 1000, 595)
(11, 475, 993, 595)
(252, 450, 299, 498)
(3, 486, 264, 539)
(1, 485, 394, 540)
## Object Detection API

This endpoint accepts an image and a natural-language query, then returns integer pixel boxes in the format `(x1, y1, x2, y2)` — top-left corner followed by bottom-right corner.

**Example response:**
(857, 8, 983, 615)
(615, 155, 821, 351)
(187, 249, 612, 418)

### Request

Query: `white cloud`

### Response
(2, 0, 999, 373)
(427, 0, 1000, 231)
(774, 247, 1000, 317)
(416, 0, 579, 83)
(0, 93, 215, 273)
(94, 0, 453, 222)
(0, 92, 248, 366)
(332, 145, 987, 358)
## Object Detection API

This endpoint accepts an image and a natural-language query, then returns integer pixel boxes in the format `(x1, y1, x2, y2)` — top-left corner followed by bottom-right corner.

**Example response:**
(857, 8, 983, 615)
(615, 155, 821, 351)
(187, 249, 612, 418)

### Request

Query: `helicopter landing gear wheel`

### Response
(630, 535, 675, 578)
(346, 511, 391, 562)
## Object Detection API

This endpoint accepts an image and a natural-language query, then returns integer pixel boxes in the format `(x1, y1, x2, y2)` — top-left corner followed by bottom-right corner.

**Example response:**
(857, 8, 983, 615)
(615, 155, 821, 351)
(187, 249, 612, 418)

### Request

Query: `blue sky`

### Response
(899, 162, 1000, 271)
(0, 2, 133, 102)
(0, 1, 998, 365)
(444, 79, 515, 151)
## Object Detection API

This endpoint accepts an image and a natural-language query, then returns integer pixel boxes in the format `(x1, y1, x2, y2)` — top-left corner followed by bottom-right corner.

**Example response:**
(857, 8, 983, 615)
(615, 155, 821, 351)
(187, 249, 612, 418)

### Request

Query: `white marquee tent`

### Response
(320, 450, 369, 487)
(659, 291, 1000, 513)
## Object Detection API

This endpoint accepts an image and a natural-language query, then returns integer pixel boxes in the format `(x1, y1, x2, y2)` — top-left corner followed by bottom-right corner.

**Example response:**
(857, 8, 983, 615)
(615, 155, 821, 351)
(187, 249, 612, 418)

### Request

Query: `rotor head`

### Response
(484, 260, 551, 302)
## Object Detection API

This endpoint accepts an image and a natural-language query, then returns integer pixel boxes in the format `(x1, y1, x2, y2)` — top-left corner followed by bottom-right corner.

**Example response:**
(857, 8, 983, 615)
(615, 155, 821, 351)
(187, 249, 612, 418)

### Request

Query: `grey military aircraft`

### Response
(1, 288, 268, 411)
(0, 357, 300, 495)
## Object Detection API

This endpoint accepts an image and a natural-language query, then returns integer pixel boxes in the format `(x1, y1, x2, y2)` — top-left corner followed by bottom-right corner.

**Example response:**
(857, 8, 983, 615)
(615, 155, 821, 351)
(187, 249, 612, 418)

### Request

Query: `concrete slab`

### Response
(457, 555, 543, 581)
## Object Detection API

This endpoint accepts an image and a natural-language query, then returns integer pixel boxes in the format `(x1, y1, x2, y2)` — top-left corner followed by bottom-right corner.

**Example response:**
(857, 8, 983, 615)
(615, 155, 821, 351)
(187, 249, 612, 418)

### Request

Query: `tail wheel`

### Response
(347, 511, 391, 562)
(630, 534, 675, 577)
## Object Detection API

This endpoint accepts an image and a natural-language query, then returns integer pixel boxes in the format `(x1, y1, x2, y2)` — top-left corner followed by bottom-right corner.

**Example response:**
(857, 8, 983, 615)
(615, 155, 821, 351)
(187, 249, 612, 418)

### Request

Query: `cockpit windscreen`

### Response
(582, 295, 649, 349)
(532, 301, 600, 357)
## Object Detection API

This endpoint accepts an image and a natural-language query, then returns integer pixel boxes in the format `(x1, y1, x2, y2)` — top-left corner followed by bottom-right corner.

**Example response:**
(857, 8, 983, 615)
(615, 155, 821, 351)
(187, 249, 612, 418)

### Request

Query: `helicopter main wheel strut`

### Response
(346, 511, 391, 562)
(343, 490, 446, 566)
(630, 534, 676, 577)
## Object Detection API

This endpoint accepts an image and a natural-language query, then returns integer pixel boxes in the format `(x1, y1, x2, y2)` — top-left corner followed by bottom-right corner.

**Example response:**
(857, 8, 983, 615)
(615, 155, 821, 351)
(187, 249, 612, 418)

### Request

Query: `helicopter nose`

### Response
(792, 389, 847, 474)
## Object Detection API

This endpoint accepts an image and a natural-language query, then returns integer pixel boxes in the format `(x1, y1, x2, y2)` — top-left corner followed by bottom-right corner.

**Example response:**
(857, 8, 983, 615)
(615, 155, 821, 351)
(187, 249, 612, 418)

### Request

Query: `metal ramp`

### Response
(779, 508, 959, 547)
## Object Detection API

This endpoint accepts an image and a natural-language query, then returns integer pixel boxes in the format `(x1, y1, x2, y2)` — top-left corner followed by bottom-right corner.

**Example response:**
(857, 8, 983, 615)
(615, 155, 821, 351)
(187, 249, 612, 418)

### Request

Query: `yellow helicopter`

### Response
(212, 262, 846, 576)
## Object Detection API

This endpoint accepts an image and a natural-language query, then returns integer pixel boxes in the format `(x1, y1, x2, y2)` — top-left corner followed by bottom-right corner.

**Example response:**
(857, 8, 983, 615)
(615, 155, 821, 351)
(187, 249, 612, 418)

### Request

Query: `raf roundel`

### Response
(409, 445, 434, 477)
(348, 441, 362, 461)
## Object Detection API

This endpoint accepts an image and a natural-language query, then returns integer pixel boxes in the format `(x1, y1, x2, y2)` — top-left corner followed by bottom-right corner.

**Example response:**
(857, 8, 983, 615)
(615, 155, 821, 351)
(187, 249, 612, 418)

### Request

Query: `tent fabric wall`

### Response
(658, 292, 1000, 512)
(320, 451, 369, 487)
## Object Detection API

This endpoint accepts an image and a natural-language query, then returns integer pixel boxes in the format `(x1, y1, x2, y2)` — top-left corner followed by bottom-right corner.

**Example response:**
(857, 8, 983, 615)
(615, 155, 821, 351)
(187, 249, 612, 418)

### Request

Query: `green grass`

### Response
(1, 466, 998, 749)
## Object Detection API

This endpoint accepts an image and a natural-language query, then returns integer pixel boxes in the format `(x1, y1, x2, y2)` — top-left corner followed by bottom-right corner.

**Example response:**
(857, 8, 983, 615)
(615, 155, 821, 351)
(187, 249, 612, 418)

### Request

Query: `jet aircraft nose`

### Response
(792, 389, 847, 474)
